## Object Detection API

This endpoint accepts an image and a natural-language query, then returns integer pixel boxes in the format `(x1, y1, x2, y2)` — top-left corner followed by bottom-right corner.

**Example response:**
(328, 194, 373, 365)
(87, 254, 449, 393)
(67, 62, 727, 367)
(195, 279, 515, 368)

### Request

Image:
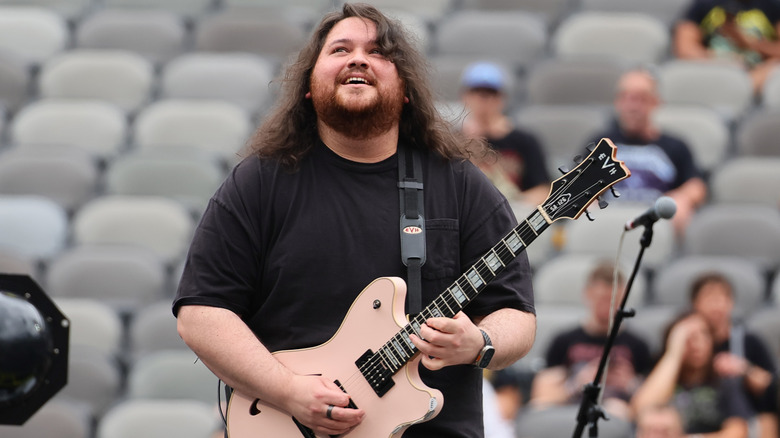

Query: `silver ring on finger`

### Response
(326, 404, 335, 420)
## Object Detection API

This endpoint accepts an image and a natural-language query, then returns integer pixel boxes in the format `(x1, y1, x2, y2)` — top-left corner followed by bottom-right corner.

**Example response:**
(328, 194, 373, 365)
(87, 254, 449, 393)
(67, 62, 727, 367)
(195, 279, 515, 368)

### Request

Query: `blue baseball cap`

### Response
(461, 62, 506, 91)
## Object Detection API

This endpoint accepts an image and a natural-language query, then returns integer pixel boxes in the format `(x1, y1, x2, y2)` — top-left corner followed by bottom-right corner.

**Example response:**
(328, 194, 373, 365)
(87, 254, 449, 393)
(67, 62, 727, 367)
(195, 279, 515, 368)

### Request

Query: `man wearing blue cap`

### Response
(460, 62, 550, 205)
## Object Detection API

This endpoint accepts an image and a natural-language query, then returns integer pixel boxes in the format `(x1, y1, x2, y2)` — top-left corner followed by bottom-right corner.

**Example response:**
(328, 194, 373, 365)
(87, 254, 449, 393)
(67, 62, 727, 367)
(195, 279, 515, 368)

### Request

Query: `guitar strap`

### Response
(398, 144, 426, 316)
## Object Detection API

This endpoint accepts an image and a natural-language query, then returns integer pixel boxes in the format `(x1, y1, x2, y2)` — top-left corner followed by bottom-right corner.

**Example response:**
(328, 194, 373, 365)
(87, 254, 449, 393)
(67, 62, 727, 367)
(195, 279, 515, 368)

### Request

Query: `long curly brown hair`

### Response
(247, 2, 480, 169)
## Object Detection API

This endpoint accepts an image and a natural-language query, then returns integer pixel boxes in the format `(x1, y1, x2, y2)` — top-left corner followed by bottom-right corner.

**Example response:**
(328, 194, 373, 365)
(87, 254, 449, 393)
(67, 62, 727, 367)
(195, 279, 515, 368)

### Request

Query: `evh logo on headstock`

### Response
(547, 193, 571, 213)
(598, 152, 618, 175)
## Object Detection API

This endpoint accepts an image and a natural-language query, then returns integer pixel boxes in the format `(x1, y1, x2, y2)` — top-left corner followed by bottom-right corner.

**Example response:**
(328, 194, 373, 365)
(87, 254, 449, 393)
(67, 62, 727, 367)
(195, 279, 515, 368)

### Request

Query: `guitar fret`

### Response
(401, 330, 415, 350)
(381, 346, 401, 371)
(391, 339, 408, 360)
(450, 284, 467, 304)
(484, 250, 503, 274)
(394, 334, 413, 356)
(505, 231, 525, 254)
(466, 268, 484, 290)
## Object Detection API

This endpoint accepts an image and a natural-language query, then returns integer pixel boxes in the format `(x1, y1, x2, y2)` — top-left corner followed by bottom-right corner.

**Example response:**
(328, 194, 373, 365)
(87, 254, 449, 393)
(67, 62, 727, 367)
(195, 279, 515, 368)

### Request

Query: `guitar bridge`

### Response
(356, 349, 395, 397)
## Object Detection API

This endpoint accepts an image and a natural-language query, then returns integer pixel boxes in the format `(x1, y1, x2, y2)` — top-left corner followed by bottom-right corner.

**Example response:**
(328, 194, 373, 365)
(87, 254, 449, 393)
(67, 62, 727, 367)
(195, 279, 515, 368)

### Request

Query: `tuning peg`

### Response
(610, 187, 621, 198)
(573, 154, 583, 164)
(586, 143, 596, 153)
(557, 165, 570, 174)
(598, 198, 609, 209)
(584, 210, 595, 221)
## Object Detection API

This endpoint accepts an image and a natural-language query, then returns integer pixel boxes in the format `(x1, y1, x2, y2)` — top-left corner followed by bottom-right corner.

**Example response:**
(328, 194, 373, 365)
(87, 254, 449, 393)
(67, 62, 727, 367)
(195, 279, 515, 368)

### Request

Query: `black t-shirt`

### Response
(683, 0, 780, 66)
(487, 129, 550, 191)
(592, 124, 700, 203)
(174, 141, 535, 438)
(674, 377, 754, 434)
(545, 326, 653, 376)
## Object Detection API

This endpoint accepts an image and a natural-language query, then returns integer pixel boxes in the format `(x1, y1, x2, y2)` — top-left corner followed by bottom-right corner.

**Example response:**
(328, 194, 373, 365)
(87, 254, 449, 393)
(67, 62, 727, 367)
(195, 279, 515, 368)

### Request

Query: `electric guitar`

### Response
(226, 138, 631, 438)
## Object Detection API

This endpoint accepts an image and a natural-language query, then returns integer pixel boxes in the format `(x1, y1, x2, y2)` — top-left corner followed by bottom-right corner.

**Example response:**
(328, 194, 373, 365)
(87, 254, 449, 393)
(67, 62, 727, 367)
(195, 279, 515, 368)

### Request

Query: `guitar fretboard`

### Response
(359, 208, 550, 379)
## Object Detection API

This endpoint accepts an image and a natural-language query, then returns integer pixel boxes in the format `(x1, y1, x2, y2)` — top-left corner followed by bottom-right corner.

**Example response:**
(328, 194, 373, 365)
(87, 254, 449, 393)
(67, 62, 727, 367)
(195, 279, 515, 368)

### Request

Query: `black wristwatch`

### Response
(473, 329, 495, 369)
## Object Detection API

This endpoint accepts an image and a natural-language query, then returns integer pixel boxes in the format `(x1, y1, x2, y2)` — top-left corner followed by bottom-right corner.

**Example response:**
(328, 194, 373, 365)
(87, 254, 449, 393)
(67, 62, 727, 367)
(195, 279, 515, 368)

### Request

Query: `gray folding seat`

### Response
(710, 157, 780, 206)
(735, 108, 780, 157)
(653, 105, 730, 174)
(0, 6, 67, 65)
(75, 9, 187, 65)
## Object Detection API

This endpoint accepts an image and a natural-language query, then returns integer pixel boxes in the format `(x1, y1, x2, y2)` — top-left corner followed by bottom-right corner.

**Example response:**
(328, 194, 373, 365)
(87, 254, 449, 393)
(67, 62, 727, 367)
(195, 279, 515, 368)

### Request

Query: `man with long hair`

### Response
(173, 3, 536, 437)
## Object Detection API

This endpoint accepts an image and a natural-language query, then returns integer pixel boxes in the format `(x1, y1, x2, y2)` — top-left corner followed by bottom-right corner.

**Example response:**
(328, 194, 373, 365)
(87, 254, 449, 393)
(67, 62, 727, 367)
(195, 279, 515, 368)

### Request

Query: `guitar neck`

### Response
(371, 207, 550, 375)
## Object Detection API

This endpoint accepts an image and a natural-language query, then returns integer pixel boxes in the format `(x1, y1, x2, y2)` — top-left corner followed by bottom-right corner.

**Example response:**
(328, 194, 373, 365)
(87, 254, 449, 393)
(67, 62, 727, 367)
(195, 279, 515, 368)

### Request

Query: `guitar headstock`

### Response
(541, 138, 630, 222)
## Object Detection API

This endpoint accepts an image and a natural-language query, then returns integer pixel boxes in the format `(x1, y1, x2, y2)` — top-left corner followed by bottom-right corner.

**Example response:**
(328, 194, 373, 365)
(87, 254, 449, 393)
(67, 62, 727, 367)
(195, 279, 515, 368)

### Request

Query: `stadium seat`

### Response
(9, 99, 128, 159)
(760, 66, 780, 109)
(0, 0, 91, 20)
(160, 52, 277, 115)
(553, 12, 670, 65)
(46, 245, 168, 311)
(193, 11, 307, 64)
(126, 350, 218, 403)
(38, 50, 154, 113)
(133, 98, 253, 163)
(580, 0, 688, 26)
(53, 297, 124, 357)
(0, 400, 91, 438)
(652, 105, 731, 174)
(434, 10, 547, 71)
(130, 301, 189, 359)
(513, 104, 611, 175)
(96, 399, 220, 438)
(658, 60, 753, 120)
(710, 157, 780, 206)
(683, 205, 780, 270)
(0, 195, 67, 260)
(0, 249, 37, 277)
(524, 58, 625, 106)
(0, 50, 29, 111)
(652, 255, 767, 318)
(105, 149, 224, 214)
(56, 346, 123, 418)
(559, 202, 678, 269)
(533, 253, 647, 307)
(430, 56, 518, 106)
(0, 145, 99, 212)
(516, 405, 632, 438)
(75, 9, 187, 65)
(462, 0, 573, 25)
(735, 108, 780, 157)
(102, 0, 212, 19)
(336, 0, 454, 22)
(72, 196, 195, 265)
(0, 6, 67, 65)
(745, 305, 780, 363)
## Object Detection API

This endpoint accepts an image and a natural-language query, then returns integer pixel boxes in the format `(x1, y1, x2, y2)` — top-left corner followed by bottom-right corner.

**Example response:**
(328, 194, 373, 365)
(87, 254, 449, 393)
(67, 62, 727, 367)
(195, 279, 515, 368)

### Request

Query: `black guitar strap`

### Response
(398, 145, 425, 316)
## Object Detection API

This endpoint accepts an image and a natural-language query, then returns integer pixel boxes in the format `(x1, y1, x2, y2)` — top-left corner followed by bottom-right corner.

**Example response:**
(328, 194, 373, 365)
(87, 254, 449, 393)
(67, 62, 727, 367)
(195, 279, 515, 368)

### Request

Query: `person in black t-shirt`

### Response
(459, 62, 550, 205)
(675, 0, 780, 93)
(592, 68, 707, 236)
(689, 272, 779, 436)
(632, 312, 753, 436)
(173, 4, 536, 438)
(529, 262, 651, 420)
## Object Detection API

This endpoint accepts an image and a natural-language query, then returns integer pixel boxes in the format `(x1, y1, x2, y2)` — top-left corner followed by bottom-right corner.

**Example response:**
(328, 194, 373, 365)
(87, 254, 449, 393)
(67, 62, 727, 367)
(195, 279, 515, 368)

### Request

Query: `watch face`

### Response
(478, 346, 495, 368)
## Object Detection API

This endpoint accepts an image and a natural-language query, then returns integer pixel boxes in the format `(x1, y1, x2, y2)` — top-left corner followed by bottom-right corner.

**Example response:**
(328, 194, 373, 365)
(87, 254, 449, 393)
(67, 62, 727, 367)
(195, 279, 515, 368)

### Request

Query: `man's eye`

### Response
(333, 47, 347, 53)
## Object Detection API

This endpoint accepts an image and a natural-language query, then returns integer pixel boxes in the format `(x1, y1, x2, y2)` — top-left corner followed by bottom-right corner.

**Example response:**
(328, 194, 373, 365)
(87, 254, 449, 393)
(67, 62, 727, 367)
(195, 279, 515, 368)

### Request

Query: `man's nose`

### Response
(348, 50, 369, 69)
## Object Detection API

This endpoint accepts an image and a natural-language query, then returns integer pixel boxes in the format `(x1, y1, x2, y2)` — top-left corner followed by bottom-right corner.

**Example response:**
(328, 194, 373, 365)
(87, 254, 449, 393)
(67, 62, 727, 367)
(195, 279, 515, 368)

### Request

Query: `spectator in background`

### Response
(674, 0, 780, 93)
(459, 62, 551, 206)
(690, 272, 778, 438)
(635, 404, 686, 438)
(528, 262, 652, 420)
(631, 312, 752, 437)
(591, 68, 707, 236)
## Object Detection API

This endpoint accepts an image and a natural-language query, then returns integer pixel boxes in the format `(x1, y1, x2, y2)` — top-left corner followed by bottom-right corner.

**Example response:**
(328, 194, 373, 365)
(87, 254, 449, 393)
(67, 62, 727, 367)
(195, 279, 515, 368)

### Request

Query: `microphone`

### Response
(624, 196, 677, 231)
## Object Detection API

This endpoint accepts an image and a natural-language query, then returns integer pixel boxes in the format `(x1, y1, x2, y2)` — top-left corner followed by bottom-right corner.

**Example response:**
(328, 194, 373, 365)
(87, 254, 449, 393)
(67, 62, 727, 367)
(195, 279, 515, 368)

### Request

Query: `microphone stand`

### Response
(572, 223, 655, 438)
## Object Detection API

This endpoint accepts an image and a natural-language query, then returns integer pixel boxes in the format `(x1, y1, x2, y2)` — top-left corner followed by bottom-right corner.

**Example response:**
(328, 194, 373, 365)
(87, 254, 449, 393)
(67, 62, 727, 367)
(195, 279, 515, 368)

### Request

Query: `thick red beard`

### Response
(310, 77, 404, 140)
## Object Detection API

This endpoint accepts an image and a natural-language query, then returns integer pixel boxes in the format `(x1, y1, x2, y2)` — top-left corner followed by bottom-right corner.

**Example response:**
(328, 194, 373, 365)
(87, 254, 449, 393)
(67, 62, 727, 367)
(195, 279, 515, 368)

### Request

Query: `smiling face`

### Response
(309, 16, 406, 139)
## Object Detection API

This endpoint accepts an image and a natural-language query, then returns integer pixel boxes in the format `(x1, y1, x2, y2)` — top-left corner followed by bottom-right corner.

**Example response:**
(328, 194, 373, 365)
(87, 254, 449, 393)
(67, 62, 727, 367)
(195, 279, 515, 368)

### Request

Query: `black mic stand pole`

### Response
(572, 223, 655, 438)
